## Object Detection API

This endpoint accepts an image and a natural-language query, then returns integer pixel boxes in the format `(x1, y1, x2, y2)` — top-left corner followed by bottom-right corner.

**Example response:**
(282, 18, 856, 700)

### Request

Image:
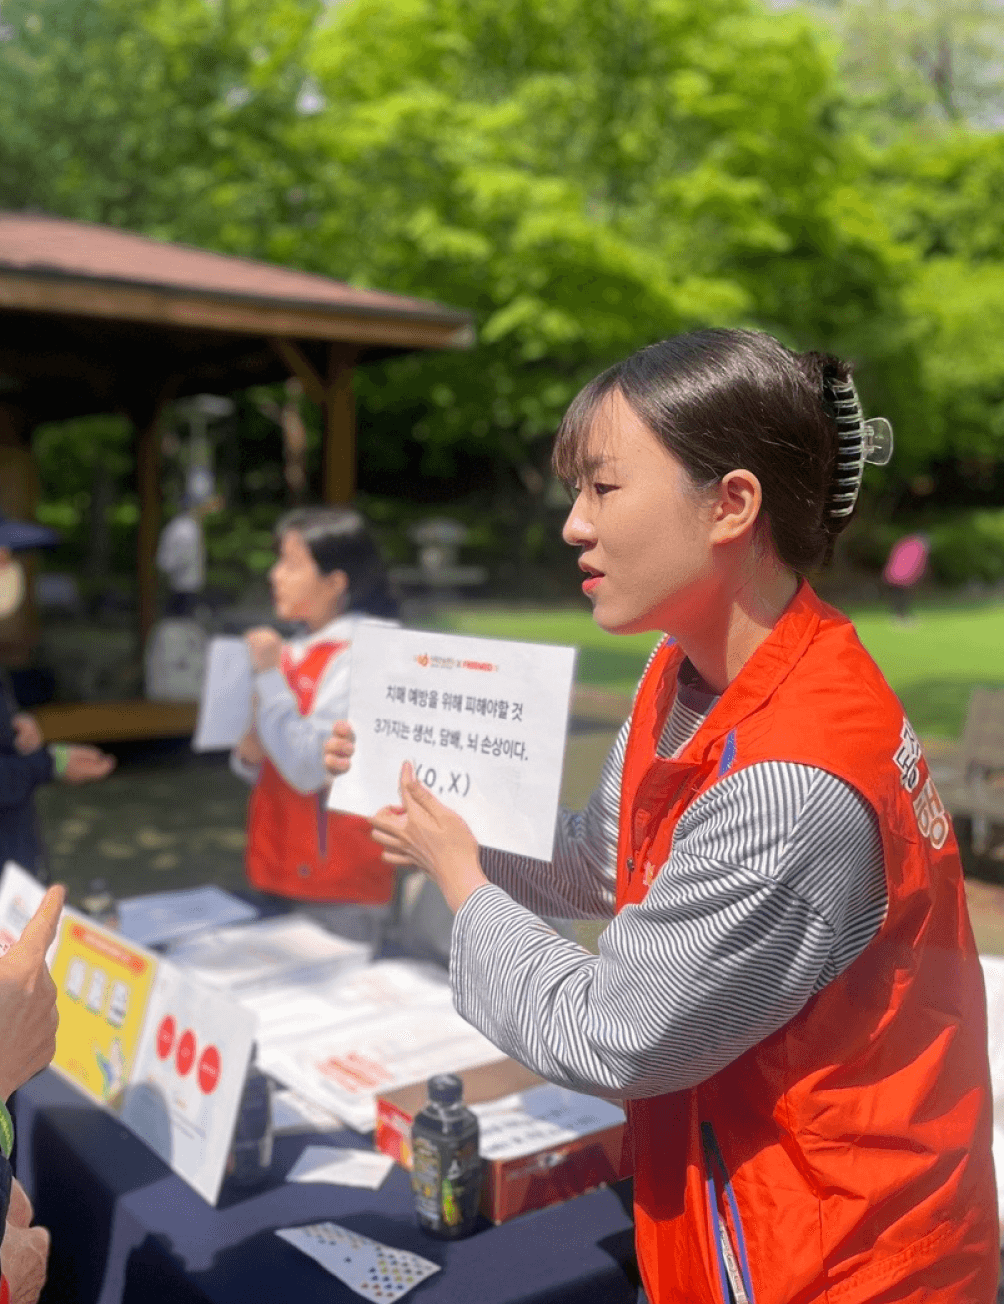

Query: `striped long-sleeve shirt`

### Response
(449, 656, 887, 1101)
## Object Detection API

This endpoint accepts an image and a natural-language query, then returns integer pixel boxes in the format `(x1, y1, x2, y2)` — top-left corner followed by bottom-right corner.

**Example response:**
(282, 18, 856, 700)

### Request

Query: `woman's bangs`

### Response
(551, 372, 621, 487)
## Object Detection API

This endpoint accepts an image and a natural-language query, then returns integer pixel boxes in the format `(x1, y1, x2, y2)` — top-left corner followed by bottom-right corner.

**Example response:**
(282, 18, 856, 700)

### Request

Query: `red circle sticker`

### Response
(156, 1016, 176, 1060)
(175, 1029, 196, 1076)
(197, 1045, 221, 1094)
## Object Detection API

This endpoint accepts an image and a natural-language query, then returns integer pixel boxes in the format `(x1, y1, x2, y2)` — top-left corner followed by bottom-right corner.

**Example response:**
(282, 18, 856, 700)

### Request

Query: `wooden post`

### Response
(322, 346, 358, 504)
(135, 409, 162, 650)
(0, 405, 41, 665)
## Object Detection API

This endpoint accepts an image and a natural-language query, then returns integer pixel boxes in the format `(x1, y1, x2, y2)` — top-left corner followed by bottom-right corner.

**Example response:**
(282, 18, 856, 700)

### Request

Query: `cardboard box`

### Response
(375, 1059, 629, 1224)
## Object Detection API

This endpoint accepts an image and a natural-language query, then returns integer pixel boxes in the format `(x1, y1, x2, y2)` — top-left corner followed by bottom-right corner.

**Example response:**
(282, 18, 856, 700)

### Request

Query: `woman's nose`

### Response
(562, 499, 596, 548)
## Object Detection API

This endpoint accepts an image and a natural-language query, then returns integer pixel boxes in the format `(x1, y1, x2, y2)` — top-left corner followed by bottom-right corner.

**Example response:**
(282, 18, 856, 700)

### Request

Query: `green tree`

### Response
(798, 0, 1004, 132)
(290, 0, 909, 507)
(1, 0, 917, 572)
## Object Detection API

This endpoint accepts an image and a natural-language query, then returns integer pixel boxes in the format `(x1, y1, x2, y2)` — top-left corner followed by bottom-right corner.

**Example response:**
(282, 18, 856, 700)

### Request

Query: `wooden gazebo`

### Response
(0, 213, 474, 740)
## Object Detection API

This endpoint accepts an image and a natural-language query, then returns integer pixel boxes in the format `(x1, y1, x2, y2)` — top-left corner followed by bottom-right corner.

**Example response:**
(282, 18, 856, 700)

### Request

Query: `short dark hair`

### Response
(553, 328, 855, 572)
(275, 506, 398, 618)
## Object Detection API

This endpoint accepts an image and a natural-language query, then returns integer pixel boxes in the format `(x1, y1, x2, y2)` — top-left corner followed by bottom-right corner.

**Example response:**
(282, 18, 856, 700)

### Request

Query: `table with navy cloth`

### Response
(14, 1069, 639, 1304)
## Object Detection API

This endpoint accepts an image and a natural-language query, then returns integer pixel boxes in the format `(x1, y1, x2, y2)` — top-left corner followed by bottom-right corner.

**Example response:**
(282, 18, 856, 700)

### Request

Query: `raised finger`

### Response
(7, 1178, 33, 1228)
(14, 886, 65, 960)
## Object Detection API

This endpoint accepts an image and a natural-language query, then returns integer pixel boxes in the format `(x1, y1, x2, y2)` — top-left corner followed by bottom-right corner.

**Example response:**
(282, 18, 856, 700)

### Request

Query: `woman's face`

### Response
(270, 530, 347, 628)
(561, 390, 724, 636)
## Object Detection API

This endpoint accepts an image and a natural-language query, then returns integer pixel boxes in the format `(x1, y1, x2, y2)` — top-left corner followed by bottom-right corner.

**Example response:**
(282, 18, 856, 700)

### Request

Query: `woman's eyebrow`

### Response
(578, 454, 614, 478)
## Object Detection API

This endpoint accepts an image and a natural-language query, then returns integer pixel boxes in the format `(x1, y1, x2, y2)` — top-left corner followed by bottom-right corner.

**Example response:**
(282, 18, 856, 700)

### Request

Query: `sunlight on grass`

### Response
(432, 597, 1004, 738)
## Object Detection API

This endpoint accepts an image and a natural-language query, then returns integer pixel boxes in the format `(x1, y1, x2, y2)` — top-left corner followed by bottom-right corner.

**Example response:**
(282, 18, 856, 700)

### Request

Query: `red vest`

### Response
(618, 583, 997, 1304)
(246, 641, 393, 905)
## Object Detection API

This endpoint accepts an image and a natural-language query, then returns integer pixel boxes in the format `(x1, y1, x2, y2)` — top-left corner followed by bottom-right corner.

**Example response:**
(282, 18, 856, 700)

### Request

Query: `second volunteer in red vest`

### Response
(336, 330, 998, 1302)
(233, 507, 395, 919)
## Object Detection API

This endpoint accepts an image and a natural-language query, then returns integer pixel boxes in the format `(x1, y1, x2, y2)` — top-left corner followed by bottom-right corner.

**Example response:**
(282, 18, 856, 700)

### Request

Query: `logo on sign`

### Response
(197, 1045, 221, 1094)
(176, 1029, 197, 1076)
(156, 1015, 176, 1060)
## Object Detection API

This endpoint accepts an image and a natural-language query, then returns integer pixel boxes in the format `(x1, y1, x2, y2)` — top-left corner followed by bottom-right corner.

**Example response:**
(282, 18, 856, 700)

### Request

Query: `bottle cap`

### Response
(428, 1073, 462, 1105)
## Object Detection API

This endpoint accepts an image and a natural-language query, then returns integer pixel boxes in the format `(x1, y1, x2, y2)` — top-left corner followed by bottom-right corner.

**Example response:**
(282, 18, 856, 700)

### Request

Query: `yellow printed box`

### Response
(49, 912, 158, 1105)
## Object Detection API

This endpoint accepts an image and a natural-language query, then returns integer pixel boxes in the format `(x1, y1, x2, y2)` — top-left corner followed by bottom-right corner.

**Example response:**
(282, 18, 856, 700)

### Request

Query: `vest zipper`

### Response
(701, 1122, 757, 1304)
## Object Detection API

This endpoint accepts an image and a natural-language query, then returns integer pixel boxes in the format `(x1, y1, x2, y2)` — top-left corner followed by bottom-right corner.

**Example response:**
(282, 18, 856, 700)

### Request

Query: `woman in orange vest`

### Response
(334, 329, 998, 1301)
(233, 506, 396, 940)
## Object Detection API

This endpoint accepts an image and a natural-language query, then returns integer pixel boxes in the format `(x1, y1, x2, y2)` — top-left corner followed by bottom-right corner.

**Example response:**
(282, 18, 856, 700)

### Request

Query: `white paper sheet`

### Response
(471, 1083, 625, 1161)
(117, 885, 259, 947)
(119, 957, 257, 1205)
(165, 915, 370, 993)
(0, 861, 48, 956)
(192, 636, 253, 752)
(261, 1000, 504, 1133)
(272, 1088, 345, 1134)
(329, 624, 576, 861)
(276, 1222, 440, 1302)
(286, 1145, 394, 1189)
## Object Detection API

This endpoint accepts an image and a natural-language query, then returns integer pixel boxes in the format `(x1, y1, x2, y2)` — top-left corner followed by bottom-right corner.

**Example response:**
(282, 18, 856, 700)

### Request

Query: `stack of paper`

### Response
(117, 886, 259, 947)
(249, 959, 504, 1132)
(165, 915, 370, 993)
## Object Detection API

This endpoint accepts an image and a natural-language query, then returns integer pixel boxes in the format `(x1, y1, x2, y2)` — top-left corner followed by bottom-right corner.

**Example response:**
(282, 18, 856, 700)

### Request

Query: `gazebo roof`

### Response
(0, 213, 474, 424)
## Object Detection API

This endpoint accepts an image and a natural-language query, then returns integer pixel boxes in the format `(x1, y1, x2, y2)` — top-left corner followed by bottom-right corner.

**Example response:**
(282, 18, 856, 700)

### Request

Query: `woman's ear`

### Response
(325, 568, 350, 610)
(709, 469, 762, 545)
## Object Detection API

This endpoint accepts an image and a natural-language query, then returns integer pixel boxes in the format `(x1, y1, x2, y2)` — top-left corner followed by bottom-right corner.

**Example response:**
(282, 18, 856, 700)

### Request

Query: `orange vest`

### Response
(246, 640, 393, 905)
(618, 582, 997, 1304)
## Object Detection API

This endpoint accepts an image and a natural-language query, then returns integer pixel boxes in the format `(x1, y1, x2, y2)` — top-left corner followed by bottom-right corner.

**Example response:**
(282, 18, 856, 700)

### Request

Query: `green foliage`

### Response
(0, 0, 320, 240)
(928, 509, 1004, 585)
(798, 0, 1004, 132)
(4, 0, 1004, 582)
(295, 0, 909, 486)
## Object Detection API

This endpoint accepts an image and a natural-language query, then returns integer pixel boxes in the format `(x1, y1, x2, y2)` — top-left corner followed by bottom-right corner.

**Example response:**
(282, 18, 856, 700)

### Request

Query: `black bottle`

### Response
(410, 1073, 481, 1239)
(226, 1046, 273, 1187)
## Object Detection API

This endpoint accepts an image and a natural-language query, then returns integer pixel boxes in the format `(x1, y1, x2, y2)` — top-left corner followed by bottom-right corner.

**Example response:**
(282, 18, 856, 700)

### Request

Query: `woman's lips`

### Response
(581, 572, 604, 595)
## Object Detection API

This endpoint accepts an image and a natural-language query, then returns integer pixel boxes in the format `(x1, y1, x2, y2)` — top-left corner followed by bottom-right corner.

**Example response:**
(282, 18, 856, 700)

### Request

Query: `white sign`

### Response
(121, 958, 257, 1205)
(329, 624, 577, 861)
(192, 637, 253, 752)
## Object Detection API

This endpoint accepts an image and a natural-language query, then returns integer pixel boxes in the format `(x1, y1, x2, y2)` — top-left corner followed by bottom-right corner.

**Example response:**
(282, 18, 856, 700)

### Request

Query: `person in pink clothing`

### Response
(882, 532, 929, 621)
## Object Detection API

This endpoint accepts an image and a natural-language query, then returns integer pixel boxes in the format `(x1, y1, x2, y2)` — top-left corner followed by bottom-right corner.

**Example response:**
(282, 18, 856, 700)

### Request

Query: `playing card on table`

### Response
(276, 1222, 440, 1302)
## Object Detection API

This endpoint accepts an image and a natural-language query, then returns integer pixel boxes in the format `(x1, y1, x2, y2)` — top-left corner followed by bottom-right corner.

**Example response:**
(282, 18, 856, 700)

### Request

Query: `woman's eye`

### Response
(594, 483, 617, 496)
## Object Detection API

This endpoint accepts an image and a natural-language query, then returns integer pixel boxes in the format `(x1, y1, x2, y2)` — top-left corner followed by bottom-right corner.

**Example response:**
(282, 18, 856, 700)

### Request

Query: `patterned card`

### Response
(276, 1222, 440, 1302)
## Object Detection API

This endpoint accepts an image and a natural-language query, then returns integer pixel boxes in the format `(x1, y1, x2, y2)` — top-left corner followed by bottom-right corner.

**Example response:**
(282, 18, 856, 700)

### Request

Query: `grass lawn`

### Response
(434, 598, 1004, 739)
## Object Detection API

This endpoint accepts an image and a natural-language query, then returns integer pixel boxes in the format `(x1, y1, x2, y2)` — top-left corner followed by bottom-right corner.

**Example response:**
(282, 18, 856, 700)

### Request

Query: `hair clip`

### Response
(823, 377, 894, 519)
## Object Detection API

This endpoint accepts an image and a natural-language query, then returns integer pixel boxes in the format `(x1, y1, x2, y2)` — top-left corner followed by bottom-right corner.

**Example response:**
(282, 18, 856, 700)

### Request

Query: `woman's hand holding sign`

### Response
(370, 763, 489, 913)
(323, 720, 356, 776)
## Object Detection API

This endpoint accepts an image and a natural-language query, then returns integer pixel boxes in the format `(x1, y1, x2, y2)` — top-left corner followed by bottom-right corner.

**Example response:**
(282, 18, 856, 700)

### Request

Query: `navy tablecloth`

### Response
(15, 1070, 639, 1304)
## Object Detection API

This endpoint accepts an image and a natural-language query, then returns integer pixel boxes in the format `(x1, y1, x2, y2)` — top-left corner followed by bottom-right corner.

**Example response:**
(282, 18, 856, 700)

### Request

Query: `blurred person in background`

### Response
(154, 468, 222, 618)
(882, 531, 929, 622)
(232, 507, 398, 943)
(0, 516, 115, 881)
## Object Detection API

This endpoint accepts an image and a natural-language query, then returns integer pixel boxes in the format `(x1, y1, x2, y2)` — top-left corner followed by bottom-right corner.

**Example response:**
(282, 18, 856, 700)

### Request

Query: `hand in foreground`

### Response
(11, 715, 43, 756)
(0, 886, 64, 1101)
(1, 1181, 50, 1304)
(370, 762, 488, 914)
(324, 721, 355, 776)
(245, 627, 283, 673)
(60, 746, 116, 785)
